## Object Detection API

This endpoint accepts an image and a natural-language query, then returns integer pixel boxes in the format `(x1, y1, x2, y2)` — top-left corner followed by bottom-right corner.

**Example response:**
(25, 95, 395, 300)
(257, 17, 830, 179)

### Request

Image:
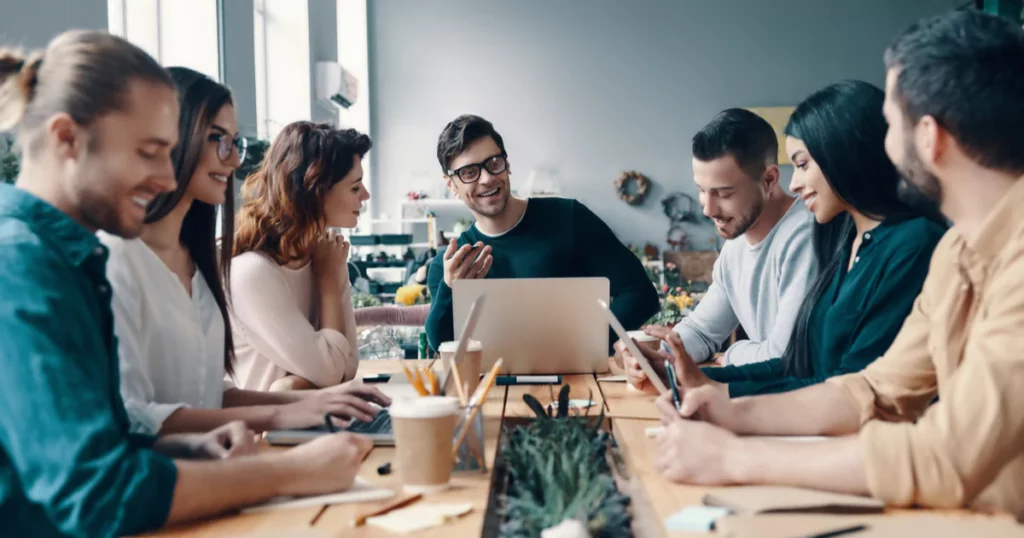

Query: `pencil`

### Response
(425, 368, 440, 396)
(451, 358, 503, 461)
(404, 366, 429, 396)
(351, 493, 423, 527)
(449, 358, 467, 406)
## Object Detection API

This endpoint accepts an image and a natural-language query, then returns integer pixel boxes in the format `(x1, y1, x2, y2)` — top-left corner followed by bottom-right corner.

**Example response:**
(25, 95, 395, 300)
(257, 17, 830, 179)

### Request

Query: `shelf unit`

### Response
(343, 213, 438, 301)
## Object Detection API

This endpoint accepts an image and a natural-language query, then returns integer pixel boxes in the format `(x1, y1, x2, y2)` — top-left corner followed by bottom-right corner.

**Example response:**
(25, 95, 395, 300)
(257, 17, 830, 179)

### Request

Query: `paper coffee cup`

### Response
(439, 340, 483, 395)
(389, 396, 460, 494)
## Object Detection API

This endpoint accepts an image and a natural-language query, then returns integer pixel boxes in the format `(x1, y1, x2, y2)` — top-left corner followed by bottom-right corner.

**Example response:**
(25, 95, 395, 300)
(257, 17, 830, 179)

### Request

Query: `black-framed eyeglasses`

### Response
(447, 154, 508, 184)
(209, 133, 248, 163)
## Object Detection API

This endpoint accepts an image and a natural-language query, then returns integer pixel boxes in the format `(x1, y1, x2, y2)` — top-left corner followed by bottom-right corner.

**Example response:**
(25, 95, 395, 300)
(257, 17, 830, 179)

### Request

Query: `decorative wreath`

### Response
(666, 225, 690, 249)
(614, 171, 650, 206)
(661, 192, 702, 223)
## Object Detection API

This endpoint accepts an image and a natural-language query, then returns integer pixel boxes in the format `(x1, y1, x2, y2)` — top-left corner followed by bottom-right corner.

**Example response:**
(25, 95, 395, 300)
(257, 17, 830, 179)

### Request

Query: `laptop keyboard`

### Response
(345, 409, 392, 435)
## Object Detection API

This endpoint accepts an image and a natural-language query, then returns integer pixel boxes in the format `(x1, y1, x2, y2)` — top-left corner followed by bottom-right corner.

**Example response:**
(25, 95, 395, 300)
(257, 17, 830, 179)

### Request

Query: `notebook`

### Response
(703, 486, 884, 515)
(241, 477, 394, 514)
(714, 514, 1024, 538)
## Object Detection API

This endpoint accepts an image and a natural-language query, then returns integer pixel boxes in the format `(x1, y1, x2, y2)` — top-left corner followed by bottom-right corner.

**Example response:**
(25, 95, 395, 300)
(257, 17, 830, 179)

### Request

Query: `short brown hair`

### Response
(0, 30, 171, 154)
(234, 122, 372, 264)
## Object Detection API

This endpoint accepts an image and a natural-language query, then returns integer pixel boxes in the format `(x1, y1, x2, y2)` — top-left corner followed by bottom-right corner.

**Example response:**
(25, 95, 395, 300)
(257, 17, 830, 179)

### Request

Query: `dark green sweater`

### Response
(704, 217, 946, 397)
(426, 197, 659, 352)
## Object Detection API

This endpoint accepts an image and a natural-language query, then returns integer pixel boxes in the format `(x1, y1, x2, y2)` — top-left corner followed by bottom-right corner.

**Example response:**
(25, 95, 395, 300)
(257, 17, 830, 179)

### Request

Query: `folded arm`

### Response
(231, 264, 358, 388)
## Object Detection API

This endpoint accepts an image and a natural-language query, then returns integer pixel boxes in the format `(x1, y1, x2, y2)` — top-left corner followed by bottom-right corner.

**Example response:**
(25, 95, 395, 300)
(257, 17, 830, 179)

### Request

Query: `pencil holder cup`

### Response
(452, 406, 487, 472)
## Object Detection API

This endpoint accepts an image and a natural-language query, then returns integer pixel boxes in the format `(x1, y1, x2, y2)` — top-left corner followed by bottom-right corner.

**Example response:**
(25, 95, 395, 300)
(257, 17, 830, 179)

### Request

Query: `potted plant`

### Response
(485, 386, 632, 537)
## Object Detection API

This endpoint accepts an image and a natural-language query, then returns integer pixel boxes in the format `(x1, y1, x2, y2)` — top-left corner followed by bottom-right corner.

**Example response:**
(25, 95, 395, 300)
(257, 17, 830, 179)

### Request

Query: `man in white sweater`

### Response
(671, 109, 816, 366)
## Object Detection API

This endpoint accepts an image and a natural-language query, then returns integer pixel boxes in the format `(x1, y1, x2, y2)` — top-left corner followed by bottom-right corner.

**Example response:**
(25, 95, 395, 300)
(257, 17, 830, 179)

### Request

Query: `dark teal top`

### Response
(704, 217, 946, 397)
(0, 185, 177, 537)
(426, 197, 659, 351)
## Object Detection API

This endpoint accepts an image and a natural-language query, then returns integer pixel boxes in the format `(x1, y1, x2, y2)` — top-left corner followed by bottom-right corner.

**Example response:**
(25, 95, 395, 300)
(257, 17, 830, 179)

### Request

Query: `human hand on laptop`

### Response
(275, 382, 387, 430)
(442, 239, 493, 288)
(154, 420, 258, 460)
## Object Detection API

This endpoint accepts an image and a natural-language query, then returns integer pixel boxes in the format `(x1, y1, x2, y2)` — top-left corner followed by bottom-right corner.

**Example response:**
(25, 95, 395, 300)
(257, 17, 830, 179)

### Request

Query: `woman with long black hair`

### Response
(102, 67, 387, 436)
(626, 80, 947, 397)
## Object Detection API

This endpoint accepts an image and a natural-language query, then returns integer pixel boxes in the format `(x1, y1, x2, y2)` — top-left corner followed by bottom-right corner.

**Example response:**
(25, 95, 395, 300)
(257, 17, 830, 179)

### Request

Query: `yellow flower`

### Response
(395, 284, 427, 306)
(667, 293, 694, 310)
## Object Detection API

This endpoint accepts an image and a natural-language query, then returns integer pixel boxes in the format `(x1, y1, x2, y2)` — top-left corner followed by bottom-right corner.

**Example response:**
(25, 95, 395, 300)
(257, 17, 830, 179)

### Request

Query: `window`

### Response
(252, 0, 311, 141)
(108, 0, 220, 81)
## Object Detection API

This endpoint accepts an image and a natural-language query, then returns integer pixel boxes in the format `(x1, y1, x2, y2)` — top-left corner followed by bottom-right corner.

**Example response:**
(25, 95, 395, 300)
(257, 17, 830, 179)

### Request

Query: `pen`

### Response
(803, 524, 868, 538)
(495, 375, 561, 386)
(666, 362, 681, 410)
(324, 412, 336, 433)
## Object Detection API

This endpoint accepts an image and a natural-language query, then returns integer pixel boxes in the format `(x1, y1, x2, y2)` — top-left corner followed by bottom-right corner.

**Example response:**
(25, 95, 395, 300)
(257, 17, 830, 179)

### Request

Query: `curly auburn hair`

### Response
(234, 122, 372, 264)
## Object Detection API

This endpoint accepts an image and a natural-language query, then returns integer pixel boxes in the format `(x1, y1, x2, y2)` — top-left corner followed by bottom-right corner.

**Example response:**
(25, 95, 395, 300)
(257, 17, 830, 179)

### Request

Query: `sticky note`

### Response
(366, 503, 472, 534)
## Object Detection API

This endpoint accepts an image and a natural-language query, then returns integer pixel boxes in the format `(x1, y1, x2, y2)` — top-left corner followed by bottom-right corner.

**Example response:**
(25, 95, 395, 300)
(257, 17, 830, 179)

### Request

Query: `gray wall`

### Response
(0, 0, 107, 48)
(309, 0, 339, 125)
(221, 0, 258, 138)
(368, 0, 959, 250)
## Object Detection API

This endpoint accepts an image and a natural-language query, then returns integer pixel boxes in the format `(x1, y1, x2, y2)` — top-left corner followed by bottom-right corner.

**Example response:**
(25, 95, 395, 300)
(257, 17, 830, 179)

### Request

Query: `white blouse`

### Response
(100, 233, 228, 435)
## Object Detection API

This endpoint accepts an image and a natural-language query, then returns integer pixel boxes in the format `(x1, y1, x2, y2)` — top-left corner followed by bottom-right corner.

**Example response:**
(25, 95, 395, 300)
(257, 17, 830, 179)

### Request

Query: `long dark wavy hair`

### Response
(233, 122, 372, 264)
(144, 66, 236, 375)
(779, 80, 946, 378)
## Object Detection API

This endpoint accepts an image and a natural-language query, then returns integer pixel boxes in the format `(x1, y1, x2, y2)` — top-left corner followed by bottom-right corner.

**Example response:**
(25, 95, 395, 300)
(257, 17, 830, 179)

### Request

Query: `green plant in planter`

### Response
(498, 386, 631, 538)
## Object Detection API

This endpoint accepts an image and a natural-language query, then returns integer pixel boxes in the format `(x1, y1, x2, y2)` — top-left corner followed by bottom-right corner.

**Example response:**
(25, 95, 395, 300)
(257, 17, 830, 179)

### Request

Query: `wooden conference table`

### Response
(142, 359, 1002, 538)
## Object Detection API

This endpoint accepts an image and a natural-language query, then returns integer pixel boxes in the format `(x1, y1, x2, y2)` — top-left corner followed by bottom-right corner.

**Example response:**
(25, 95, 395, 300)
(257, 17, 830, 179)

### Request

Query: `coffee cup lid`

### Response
(389, 396, 460, 419)
(628, 330, 658, 342)
(438, 340, 482, 353)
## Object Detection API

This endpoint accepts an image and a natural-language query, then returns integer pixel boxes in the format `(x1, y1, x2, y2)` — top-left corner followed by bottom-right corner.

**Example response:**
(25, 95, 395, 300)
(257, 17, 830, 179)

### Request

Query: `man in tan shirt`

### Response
(647, 11, 1024, 519)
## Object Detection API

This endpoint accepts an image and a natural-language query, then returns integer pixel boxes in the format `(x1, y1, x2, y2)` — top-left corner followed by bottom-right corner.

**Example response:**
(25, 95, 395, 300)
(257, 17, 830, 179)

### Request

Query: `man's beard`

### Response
(468, 186, 510, 218)
(896, 143, 943, 215)
(77, 182, 141, 238)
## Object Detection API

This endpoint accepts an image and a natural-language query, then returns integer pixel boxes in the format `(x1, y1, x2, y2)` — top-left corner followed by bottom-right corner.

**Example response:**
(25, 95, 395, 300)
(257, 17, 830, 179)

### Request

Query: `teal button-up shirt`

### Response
(705, 217, 946, 397)
(0, 184, 177, 537)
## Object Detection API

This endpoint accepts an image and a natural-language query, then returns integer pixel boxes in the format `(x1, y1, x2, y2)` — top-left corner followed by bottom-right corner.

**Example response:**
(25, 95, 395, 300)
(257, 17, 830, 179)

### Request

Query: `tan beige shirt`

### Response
(830, 178, 1024, 519)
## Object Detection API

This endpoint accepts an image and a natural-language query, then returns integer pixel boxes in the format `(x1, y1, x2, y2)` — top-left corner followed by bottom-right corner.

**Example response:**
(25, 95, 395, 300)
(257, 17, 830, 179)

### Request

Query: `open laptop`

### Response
(265, 295, 488, 446)
(452, 277, 611, 375)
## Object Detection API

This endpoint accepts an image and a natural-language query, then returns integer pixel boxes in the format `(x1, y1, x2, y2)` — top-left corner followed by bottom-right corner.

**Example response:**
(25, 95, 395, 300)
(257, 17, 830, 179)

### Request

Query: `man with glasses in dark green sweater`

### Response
(425, 115, 658, 352)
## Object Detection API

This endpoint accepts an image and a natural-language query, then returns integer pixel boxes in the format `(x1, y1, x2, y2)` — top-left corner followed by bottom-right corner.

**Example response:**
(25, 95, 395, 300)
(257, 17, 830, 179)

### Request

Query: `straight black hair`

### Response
(145, 66, 236, 375)
(779, 80, 946, 378)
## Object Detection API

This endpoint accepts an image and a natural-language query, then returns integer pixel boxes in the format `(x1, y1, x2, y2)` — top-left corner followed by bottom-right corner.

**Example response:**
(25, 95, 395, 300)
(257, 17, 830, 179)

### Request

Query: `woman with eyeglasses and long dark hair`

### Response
(103, 68, 387, 436)
(625, 80, 947, 397)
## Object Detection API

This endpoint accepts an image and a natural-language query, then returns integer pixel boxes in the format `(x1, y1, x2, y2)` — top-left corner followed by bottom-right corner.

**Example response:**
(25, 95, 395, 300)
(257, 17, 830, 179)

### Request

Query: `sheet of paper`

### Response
(664, 505, 732, 532)
(597, 374, 628, 382)
(241, 477, 394, 514)
(366, 502, 473, 534)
